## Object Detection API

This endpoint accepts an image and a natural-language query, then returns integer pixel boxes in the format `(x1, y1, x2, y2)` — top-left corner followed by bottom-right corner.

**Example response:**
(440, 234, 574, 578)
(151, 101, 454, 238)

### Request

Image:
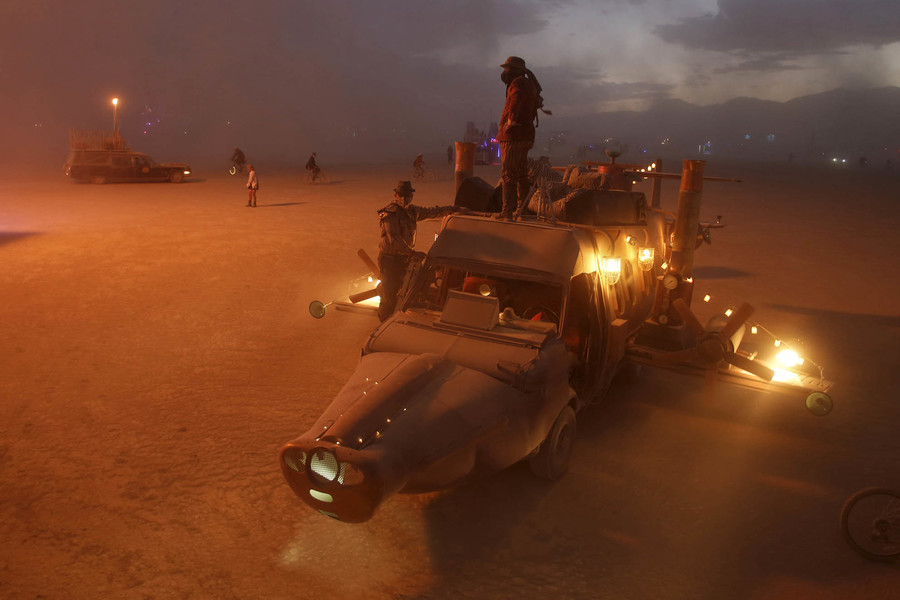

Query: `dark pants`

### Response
(500, 140, 533, 216)
(377, 253, 410, 321)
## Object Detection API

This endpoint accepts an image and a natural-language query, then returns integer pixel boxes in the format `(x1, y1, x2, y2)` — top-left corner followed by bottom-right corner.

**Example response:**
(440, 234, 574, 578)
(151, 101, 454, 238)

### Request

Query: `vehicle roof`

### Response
(429, 215, 608, 280)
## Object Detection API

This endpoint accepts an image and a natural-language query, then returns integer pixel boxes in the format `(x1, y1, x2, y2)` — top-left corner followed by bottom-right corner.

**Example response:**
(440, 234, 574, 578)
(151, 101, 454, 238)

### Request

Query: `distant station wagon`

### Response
(64, 130, 192, 184)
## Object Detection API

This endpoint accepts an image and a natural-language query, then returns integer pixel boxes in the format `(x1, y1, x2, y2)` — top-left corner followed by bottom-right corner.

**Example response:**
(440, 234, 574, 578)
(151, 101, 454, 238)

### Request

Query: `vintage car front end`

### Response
(281, 334, 571, 521)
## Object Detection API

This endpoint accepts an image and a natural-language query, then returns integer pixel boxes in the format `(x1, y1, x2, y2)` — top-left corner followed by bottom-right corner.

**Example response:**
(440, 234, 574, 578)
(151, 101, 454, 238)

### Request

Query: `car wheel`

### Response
(529, 405, 576, 480)
(168, 171, 184, 183)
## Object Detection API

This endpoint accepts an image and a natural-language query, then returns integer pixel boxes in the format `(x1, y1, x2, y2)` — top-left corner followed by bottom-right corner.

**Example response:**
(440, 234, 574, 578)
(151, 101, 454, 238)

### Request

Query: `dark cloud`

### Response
(713, 53, 813, 75)
(656, 0, 900, 54)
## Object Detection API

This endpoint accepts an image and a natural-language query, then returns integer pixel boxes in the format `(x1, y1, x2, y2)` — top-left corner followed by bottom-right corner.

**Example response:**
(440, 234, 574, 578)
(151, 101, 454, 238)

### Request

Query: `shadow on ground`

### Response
(0, 231, 39, 247)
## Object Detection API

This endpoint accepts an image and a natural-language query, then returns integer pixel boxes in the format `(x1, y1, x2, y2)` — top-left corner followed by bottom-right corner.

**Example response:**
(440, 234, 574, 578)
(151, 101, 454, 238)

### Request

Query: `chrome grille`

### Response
(310, 450, 338, 482)
(283, 449, 307, 472)
(338, 462, 365, 485)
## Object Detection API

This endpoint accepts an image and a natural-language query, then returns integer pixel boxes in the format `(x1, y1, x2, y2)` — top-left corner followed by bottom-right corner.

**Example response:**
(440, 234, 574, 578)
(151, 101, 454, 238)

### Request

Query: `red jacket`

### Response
(497, 75, 538, 143)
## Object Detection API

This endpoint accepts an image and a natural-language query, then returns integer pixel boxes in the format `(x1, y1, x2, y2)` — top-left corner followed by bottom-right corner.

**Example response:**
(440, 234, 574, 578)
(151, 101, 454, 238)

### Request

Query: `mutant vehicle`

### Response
(64, 130, 192, 184)
(281, 157, 834, 522)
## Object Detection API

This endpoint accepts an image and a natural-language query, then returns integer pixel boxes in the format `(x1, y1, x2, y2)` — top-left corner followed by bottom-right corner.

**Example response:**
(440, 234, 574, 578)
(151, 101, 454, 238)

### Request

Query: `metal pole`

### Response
(650, 158, 662, 208)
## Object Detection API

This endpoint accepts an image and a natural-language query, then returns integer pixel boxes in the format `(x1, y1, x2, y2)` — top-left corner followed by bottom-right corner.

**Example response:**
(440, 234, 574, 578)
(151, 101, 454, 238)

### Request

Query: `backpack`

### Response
(526, 69, 552, 127)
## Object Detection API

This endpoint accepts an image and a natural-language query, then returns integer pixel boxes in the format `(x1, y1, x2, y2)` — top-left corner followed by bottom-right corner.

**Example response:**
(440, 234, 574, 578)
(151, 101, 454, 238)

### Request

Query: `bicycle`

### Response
(412, 165, 436, 183)
(840, 487, 900, 561)
(304, 168, 329, 184)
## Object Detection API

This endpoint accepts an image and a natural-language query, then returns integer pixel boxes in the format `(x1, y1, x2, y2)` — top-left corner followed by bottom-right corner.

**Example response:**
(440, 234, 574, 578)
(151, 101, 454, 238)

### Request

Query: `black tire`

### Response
(840, 487, 900, 561)
(529, 405, 576, 480)
(168, 171, 184, 183)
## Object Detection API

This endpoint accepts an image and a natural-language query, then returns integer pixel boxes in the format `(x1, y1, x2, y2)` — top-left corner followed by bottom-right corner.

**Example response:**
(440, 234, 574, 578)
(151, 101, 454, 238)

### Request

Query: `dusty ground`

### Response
(1, 160, 898, 599)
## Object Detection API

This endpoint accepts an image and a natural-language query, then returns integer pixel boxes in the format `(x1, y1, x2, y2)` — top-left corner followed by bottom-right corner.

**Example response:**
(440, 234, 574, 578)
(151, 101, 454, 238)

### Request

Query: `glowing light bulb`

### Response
(638, 247, 655, 271)
(776, 349, 804, 367)
(601, 257, 621, 285)
(774, 339, 782, 347)
(703, 294, 711, 302)
(725, 308, 733, 317)
(751, 326, 758, 334)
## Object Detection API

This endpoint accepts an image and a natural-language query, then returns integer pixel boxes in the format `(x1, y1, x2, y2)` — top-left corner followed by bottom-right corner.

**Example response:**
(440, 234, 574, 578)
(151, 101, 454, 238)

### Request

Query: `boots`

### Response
(497, 181, 517, 220)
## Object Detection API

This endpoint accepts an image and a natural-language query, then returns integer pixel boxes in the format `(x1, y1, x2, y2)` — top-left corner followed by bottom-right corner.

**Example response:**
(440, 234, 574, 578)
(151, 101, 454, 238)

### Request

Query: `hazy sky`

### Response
(3, 0, 898, 162)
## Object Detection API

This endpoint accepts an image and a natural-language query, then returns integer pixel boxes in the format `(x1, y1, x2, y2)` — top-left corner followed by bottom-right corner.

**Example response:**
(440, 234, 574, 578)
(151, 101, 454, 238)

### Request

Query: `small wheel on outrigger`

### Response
(806, 391, 833, 416)
(840, 487, 900, 561)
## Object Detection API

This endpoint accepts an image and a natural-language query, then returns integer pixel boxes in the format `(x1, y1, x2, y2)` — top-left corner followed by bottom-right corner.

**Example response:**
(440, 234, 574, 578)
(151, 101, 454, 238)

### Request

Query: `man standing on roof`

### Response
(496, 56, 550, 220)
(376, 180, 461, 321)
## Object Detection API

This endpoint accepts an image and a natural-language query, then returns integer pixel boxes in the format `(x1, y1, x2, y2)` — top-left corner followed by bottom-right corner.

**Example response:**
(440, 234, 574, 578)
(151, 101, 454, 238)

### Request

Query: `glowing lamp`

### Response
(772, 369, 801, 383)
(638, 247, 655, 271)
(776, 349, 804, 367)
(601, 257, 621, 285)
(703, 294, 711, 302)
(725, 308, 733, 317)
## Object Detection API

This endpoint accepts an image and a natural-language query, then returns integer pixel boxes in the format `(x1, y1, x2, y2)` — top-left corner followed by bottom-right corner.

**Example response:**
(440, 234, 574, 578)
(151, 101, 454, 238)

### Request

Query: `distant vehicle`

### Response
(64, 130, 191, 184)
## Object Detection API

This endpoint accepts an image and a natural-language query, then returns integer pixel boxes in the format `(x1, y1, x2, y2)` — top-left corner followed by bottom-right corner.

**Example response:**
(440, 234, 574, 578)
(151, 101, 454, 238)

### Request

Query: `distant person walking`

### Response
(496, 56, 550, 220)
(376, 180, 460, 321)
(246, 164, 258, 207)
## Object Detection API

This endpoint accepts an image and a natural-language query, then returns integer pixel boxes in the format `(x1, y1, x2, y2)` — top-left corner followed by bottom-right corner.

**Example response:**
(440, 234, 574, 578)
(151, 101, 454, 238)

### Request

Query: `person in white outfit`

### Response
(246, 164, 258, 207)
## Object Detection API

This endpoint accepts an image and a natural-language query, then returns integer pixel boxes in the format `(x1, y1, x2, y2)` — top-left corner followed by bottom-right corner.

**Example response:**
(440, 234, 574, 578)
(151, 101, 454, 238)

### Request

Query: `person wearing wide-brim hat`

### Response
(496, 55, 550, 220)
(375, 179, 459, 321)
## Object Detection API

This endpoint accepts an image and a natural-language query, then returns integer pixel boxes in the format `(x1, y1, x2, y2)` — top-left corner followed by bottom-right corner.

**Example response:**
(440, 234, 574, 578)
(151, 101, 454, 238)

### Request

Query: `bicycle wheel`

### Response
(840, 487, 900, 561)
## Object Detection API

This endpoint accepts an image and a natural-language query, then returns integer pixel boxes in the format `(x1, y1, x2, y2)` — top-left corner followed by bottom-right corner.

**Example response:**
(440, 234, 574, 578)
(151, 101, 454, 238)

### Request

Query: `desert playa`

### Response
(1, 160, 898, 599)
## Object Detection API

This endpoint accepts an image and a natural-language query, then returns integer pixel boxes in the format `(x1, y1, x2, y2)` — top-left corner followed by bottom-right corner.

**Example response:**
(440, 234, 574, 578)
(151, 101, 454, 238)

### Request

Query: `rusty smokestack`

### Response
(454, 142, 476, 192)
(669, 160, 705, 278)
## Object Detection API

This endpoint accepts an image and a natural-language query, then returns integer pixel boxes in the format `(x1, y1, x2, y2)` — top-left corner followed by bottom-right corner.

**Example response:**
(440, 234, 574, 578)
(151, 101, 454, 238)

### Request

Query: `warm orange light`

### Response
(638, 247, 654, 271)
(112, 97, 119, 106)
(600, 257, 621, 285)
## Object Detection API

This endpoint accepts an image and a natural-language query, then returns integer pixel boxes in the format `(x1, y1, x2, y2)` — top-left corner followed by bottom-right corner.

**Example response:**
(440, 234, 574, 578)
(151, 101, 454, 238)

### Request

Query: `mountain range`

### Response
(544, 87, 899, 162)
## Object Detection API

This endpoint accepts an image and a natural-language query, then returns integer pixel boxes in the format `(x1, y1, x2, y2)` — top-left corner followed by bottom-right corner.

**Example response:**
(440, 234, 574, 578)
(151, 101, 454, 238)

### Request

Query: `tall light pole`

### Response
(112, 97, 119, 132)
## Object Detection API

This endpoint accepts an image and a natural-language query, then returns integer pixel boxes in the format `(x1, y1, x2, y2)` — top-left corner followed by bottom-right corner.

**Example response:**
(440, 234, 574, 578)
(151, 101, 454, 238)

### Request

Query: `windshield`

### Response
(404, 261, 565, 326)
